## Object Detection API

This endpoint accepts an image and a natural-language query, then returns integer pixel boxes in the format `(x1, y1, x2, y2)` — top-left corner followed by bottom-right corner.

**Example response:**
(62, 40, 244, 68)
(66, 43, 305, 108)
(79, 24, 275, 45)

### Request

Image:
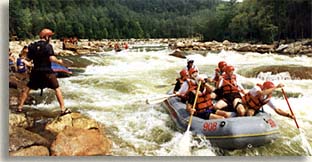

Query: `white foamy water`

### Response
(31, 44, 312, 156)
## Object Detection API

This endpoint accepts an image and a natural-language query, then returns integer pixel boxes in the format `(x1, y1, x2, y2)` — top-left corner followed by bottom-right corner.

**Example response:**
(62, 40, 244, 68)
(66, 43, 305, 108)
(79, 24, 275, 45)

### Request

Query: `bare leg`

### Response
(246, 109, 255, 116)
(55, 87, 65, 112)
(18, 87, 31, 111)
(214, 100, 228, 110)
(215, 110, 232, 118)
(233, 98, 246, 116)
(209, 114, 225, 119)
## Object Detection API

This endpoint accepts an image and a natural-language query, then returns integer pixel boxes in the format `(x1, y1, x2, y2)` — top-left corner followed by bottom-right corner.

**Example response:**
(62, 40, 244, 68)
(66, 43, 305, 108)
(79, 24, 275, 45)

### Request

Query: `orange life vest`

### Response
(221, 74, 239, 94)
(195, 89, 214, 112)
(186, 79, 197, 92)
(242, 90, 272, 110)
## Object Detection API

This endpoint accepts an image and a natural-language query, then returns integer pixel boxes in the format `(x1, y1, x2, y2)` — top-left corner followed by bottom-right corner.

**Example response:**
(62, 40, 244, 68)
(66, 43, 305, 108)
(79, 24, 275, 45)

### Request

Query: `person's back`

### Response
(28, 40, 54, 73)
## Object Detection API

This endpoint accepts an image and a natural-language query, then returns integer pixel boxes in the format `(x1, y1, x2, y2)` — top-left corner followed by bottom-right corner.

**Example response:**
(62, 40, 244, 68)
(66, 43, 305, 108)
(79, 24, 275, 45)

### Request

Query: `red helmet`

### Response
(39, 28, 54, 38)
(189, 68, 198, 74)
(224, 65, 234, 73)
(263, 81, 275, 89)
(180, 69, 188, 77)
(218, 61, 227, 69)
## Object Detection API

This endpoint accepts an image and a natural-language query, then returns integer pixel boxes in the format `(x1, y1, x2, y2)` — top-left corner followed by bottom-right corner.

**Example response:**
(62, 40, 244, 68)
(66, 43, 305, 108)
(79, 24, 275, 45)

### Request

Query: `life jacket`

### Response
(195, 89, 214, 113)
(221, 74, 239, 94)
(16, 58, 27, 73)
(179, 79, 198, 101)
(186, 79, 197, 92)
(213, 68, 224, 86)
(242, 87, 272, 110)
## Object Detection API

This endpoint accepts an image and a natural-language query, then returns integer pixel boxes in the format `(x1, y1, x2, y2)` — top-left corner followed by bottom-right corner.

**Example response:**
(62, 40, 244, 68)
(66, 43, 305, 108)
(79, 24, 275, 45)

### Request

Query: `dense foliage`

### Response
(9, 0, 311, 43)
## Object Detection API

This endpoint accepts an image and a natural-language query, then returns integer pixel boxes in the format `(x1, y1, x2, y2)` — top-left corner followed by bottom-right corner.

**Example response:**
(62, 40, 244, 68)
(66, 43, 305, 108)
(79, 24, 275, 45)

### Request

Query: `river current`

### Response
(31, 43, 312, 156)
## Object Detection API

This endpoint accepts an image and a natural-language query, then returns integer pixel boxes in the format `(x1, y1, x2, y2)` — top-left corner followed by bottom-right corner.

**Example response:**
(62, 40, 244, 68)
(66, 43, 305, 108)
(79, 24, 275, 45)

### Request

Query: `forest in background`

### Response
(9, 0, 312, 43)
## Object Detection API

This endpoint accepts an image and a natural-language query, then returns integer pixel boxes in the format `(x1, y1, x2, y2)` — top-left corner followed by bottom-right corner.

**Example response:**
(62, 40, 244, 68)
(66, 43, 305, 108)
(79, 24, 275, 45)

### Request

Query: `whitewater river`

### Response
(33, 43, 312, 156)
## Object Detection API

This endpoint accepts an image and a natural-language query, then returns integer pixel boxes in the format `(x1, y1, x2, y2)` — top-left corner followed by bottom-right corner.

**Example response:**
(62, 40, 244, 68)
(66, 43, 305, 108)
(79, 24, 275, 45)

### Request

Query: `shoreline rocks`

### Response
(169, 39, 312, 56)
(9, 109, 112, 156)
(9, 38, 312, 59)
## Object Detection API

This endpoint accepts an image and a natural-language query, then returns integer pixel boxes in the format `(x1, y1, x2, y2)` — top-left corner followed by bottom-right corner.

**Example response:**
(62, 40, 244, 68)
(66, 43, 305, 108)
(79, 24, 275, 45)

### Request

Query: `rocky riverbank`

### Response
(9, 72, 111, 156)
(169, 39, 312, 56)
(9, 38, 312, 59)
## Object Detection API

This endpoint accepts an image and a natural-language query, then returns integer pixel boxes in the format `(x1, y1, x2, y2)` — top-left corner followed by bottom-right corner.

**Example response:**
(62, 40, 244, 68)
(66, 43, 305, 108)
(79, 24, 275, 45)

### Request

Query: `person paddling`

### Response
(242, 81, 294, 119)
(186, 77, 231, 120)
(214, 65, 246, 116)
(17, 28, 71, 115)
(212, 61, 227, 100)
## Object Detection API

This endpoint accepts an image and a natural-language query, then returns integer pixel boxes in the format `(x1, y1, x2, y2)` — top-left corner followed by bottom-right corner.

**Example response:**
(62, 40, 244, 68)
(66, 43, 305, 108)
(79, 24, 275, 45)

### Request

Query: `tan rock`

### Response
(10, 146, 49, 156)
(45, 114, 73, 134)
(50, 127, 111, 156)
(9, 112, 33, 128)
(9, 126, 49, 152)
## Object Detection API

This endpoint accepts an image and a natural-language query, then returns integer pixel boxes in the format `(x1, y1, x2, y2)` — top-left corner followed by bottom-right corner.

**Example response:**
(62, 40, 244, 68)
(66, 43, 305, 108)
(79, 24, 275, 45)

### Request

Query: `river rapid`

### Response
(31, 43, 312, 156)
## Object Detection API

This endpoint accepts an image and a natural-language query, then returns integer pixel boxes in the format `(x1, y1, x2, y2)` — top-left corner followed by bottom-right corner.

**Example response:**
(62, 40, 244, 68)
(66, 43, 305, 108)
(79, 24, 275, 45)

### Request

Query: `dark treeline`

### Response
(9, 0, 311, 43)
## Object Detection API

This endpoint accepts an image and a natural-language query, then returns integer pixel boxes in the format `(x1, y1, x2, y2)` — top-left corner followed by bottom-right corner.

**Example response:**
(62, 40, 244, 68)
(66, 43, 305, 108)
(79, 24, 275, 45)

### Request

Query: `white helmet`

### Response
(187, 58, 194, 63)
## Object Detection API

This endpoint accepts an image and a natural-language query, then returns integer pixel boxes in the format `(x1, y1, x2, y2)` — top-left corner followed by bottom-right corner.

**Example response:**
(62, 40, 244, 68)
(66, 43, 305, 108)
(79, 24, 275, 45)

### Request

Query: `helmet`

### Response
(224, 65, 235, 73)
(218, 61, 227, 69)
(180, 69, 188, 77)
(263, 81, 275, 89)
(187, 58, 194, 63)
(39, 28, 54, 38)
(189, 68, 198, 74)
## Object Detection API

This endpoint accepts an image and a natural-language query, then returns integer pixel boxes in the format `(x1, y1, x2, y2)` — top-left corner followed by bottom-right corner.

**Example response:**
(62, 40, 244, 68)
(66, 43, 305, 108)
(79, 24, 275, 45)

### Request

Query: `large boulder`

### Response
(169, 49, 186, 59)
(9, 146, 49, 156)
(9, 112, 34, 128)
(9, 126, 49, 152)
(50, 127, 111, 156)
(45, 112, 101, 134)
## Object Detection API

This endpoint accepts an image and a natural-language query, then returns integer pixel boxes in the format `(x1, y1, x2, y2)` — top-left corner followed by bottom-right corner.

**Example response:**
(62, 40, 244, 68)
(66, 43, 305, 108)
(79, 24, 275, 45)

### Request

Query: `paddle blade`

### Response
(146, 94, 176, 105)
(299, 128, 312, 156)
(170, 130, 192, 156)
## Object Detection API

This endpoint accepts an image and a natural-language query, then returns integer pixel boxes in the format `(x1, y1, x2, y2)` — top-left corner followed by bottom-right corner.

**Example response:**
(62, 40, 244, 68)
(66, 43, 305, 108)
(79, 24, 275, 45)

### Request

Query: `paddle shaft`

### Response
(186, 81, 201, 132)
(146, 94, 176, 105)
(281, 88, 299, 128)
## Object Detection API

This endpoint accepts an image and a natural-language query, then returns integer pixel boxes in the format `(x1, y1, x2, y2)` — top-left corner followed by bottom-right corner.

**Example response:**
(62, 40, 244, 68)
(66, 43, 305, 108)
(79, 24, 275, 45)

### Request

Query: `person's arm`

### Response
(267, 100, 294, 119)
(218, 78, 223, 89)
(177, 81, 188, 95)
(22, 59, 33, 67)
(186, 92, 196, 115)
(49, 55, 63, 65)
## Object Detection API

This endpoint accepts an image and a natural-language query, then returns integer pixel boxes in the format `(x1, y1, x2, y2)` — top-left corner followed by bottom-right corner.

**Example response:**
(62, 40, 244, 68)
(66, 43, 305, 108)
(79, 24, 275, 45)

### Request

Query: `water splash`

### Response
(170, 130, 192, 156)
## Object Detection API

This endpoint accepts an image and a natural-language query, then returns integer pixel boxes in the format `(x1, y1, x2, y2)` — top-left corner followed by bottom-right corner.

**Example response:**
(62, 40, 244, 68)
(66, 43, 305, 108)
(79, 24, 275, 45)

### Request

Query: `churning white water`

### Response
(31, 43, 312, 156)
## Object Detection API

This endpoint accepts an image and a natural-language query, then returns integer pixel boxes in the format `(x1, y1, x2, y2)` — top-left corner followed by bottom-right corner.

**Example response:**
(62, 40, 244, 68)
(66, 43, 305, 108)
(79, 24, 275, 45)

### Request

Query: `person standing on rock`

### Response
(17, 28, 71, 115)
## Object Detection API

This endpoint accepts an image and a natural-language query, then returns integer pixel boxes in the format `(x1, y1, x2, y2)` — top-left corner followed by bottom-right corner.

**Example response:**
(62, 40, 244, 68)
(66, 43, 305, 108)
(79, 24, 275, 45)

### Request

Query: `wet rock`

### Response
(9, 146, 49, 156)
(238, 65, 312, 80)
(45, 114, 73, 134)
(50, 127, 111, 156)
(9, 111, 34, 128)
(169, 49, 186, 59)
(45, 112, 101, 134)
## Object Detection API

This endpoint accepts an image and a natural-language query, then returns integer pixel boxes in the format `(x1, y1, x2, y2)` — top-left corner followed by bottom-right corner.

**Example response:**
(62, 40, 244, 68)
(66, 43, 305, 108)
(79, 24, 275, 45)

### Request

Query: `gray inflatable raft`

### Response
(162, 95, 280, 150)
